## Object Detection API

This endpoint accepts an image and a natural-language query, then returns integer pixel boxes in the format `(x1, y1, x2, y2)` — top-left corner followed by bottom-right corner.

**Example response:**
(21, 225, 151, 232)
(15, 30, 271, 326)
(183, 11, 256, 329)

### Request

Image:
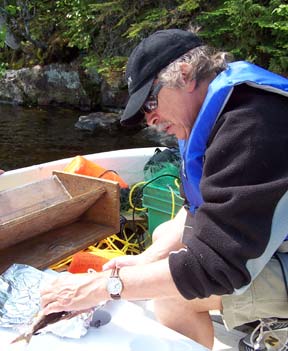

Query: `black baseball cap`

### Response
(120, 29, 202, 126)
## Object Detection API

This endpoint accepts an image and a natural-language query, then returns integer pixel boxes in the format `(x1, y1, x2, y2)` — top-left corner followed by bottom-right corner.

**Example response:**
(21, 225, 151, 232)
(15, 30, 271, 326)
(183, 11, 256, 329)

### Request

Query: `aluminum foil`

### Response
(0, 264, 43, 327)
(0, 264, 94, 338)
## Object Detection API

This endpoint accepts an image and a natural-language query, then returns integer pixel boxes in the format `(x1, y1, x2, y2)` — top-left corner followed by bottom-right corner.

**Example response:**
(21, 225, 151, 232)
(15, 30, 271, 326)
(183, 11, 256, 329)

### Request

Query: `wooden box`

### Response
(0, 171, 120, 273)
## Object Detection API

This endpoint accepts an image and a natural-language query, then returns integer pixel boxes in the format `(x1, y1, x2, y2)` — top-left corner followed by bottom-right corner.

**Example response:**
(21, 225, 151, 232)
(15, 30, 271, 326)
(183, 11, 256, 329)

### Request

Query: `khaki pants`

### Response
(222, 258, 288, 330)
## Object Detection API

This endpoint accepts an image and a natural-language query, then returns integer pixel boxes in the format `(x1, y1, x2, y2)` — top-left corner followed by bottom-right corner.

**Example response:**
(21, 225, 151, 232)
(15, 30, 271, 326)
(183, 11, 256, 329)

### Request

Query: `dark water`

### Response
(0, 104, 156, 171)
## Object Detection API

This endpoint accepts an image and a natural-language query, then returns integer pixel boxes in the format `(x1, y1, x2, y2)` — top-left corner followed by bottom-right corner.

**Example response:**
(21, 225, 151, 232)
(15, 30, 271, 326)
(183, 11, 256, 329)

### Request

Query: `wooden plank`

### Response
(0, 221, 117, 273)
(54, 171, 120, 231)
(0, 176, 71, 223)
(0, 187, 106, 250)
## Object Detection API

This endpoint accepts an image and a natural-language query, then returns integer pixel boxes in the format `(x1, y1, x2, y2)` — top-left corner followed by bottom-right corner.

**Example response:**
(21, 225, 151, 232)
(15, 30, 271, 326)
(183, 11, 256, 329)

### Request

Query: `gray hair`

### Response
(158, 45, 232, 88)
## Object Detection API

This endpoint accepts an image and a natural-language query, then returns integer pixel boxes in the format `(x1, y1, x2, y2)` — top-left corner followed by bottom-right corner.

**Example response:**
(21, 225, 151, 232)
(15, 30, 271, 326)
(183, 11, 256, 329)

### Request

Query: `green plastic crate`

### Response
(143, 183, 184, 234)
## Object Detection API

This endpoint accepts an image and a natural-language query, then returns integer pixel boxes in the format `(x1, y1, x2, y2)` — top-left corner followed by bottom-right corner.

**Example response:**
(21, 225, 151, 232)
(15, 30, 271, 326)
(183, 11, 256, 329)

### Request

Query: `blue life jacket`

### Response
(179, 61, 288, 214)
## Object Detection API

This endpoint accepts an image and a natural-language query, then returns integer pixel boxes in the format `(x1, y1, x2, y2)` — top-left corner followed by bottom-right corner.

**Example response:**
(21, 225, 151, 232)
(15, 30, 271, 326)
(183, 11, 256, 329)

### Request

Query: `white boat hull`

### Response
(0, 147, 161, 191)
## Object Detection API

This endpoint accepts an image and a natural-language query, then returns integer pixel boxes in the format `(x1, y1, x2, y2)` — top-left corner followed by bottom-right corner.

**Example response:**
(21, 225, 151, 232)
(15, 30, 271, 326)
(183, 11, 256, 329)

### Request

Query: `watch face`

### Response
(107, 277, 123, 294)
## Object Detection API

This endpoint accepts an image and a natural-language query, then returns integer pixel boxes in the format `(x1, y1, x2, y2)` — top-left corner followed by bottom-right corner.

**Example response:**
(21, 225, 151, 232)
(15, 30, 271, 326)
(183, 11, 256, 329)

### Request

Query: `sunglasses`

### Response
(142, 82, 163, 113)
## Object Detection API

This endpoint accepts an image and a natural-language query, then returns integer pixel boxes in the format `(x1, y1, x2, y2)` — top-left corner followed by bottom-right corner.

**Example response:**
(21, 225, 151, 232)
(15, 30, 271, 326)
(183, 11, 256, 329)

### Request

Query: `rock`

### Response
(0, 70, 24, 104)
(0, 64, 94, 110)
(38, 64, 92, 109)
(100, 76, 128, 109)
(80, 67, 102, 109)
(75, 112, 178, 146)
(0, 63, 129, 112)
(75, 112, 121, 134)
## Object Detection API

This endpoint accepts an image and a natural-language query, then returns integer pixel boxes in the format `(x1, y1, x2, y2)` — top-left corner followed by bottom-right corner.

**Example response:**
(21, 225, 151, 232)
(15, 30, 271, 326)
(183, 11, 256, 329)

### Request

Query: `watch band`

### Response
(111, 267, 121, 300)
(111, 267, 120, 278)
(107, 267, 123, 300)
(110, 293, 121, 299)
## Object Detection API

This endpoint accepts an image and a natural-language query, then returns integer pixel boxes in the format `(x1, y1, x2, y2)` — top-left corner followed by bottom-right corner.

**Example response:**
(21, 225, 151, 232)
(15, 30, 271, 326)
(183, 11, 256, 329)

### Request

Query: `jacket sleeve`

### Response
(169, 90, 288, 299)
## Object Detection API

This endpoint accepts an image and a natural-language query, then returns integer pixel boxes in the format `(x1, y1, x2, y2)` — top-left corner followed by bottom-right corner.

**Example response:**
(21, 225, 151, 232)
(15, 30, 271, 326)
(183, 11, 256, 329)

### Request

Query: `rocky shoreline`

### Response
(0, 63, 177, 147)
(0, 63, 126, 110)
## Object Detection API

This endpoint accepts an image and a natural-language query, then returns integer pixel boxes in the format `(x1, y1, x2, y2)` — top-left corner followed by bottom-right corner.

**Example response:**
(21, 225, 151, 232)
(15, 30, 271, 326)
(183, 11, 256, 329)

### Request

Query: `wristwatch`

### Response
(106, 267, 123, 299)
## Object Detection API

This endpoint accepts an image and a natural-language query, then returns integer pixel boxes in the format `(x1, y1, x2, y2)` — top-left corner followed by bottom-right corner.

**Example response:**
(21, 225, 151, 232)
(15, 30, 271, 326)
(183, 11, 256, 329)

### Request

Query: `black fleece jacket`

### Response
(169, 84, 288, 299)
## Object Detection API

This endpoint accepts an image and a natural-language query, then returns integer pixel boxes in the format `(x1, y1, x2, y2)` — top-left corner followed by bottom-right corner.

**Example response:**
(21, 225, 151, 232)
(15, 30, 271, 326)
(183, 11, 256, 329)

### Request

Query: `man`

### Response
(41, 29, 288, 350)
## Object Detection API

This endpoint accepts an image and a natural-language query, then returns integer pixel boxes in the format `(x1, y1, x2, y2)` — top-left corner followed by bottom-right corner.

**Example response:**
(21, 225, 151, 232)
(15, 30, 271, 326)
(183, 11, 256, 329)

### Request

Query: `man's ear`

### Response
(180, 62, 196, 92)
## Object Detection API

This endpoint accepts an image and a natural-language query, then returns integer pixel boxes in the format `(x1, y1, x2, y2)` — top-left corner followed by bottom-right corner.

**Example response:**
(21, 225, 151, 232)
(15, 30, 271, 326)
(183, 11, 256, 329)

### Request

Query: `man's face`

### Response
(144, 82, 200, 140)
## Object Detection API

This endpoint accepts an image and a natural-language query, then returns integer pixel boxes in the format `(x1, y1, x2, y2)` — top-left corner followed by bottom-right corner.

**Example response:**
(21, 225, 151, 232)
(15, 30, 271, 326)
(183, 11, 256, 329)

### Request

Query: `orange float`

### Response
(68, 251, 109, 273)
(64, 155, 128, 188)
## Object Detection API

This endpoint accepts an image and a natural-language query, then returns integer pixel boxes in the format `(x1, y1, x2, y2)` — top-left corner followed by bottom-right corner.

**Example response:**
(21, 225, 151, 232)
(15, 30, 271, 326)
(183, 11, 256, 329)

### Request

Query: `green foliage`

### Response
(257, 2, 288, 73)
(82, 54, 126, 83)
(4, 4, 19, 16)
(89, 1, 124, 15)
(124, 8, 169, 39)
(0, 62, 8, 77)
(81, 54, 100, 70)
(55, 0, 95, 50)
(196, 0, 288, 74)
(0, 0, 287, 75)
(0, 26, 6, 49)
(177, 0, 201, 13)
(96, 56, 127, 76)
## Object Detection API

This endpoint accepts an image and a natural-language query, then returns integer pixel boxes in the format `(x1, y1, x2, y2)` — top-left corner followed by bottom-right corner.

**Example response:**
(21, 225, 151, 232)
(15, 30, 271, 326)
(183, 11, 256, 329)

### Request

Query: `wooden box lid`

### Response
(0, 171, 120, 272)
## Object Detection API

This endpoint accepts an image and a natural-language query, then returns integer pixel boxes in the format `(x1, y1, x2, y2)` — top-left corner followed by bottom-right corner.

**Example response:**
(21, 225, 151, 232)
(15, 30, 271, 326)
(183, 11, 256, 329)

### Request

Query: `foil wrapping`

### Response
(0, 264, 93, 339)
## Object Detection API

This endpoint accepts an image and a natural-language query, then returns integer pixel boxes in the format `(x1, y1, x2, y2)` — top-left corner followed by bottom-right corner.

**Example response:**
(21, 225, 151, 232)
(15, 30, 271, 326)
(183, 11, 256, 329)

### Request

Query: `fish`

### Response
(10, 310, 85, 344)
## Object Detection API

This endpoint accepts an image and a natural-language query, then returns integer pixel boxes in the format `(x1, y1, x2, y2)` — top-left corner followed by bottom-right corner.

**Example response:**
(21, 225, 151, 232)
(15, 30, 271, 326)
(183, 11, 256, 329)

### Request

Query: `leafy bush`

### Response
(0, 0, 287, 75)
(196, 0, 288, 75)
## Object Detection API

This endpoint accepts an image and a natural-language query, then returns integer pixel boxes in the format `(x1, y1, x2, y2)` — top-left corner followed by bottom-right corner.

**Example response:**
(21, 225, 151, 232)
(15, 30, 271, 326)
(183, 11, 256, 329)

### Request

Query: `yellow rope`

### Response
(129, 181, 147, 211)
(50, 255, 73, 270)
(51, 179, 184, 271)
(174, 178, 180, 189)
(167, 185, 176, 219)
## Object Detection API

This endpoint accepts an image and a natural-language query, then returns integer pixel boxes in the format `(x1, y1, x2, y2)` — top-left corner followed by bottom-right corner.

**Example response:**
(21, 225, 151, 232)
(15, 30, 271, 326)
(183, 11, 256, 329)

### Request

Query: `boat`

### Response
(0, 147, 246, 351)
(0, 147, 158, 191)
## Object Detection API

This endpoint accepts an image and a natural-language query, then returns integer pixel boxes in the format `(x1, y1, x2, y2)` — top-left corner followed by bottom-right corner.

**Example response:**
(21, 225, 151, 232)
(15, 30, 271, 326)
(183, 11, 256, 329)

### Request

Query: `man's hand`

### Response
(40, 271, 109, 315)
(102, 253, 152, 271)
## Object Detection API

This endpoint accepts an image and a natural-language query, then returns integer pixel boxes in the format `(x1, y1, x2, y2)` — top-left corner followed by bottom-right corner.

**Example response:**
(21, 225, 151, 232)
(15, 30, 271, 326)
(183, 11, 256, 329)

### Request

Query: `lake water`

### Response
(0, 104, 157, 171)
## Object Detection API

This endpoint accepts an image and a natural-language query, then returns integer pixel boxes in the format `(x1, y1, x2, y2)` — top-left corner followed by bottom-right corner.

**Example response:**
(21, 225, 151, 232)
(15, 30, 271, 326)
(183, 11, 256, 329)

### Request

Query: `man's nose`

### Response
(145, 113, 159, 126)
